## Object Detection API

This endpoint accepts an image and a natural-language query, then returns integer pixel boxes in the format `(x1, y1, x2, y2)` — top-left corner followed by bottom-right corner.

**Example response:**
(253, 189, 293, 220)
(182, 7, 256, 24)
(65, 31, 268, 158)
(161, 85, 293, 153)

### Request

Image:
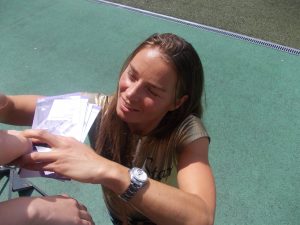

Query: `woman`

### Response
(1, 33, 216, 225)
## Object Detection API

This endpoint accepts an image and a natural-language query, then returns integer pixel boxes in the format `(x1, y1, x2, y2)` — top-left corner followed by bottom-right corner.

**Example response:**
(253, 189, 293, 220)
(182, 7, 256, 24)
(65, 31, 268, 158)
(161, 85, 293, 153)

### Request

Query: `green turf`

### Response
(0, 0, 299, 224)
(107, 0, 300, 49)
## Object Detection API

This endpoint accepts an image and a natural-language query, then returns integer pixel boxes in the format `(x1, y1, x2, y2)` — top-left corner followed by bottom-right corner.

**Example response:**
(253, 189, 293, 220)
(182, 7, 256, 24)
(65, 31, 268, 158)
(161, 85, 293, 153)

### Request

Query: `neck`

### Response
(127, 121, 159, 136)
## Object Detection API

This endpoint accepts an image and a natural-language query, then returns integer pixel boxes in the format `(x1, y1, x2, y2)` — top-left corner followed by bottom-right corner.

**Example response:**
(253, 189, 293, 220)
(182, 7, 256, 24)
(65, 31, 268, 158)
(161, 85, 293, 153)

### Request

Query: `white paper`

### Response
(19, 93, 101, 179)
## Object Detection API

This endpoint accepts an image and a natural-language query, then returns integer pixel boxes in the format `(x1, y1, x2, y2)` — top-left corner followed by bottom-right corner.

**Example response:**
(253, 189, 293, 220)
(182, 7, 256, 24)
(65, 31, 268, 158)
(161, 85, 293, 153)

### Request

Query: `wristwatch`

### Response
(120, 167, 149, 201)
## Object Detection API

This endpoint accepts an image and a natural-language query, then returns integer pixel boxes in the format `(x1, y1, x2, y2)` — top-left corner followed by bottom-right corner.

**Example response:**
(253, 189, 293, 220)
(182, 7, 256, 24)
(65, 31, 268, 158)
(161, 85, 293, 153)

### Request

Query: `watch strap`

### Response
(119, 168, 148, 201)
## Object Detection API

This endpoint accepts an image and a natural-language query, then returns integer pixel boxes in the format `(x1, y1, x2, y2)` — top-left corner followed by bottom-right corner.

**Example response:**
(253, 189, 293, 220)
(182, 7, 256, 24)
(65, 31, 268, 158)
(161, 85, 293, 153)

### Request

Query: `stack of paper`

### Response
(20, 93, 101, 179)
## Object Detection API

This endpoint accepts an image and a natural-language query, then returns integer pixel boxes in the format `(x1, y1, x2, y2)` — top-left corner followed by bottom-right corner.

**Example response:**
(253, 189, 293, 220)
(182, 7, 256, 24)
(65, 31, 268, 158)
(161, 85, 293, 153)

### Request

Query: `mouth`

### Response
(120, 98, 139, 112)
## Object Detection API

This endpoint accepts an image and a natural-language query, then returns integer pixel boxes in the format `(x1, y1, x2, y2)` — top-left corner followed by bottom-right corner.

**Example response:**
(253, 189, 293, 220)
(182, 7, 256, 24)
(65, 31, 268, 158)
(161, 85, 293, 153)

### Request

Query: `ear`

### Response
(170, 95, 188, 111)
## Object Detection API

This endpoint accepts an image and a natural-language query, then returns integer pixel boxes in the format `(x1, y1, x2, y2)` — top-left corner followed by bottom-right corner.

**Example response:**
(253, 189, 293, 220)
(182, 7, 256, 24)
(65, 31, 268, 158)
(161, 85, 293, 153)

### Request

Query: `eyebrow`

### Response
(129, 64, 166, 93)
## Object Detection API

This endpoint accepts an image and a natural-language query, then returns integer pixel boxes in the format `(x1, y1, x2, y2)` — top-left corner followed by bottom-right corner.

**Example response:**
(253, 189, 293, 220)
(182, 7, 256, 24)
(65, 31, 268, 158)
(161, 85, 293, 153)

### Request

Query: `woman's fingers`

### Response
(22, 129, 63, 148)
(14, 151, 58, 170)
(21, 161, 55, 172)
(23, 151, 57, 163)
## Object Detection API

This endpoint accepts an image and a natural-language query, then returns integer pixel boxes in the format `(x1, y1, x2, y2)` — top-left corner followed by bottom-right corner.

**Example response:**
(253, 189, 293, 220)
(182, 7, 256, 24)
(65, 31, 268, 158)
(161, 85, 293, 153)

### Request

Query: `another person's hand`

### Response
(16, 129, 110, 183)
(0, 195, 94, 225)
(29, 195, 95, 225)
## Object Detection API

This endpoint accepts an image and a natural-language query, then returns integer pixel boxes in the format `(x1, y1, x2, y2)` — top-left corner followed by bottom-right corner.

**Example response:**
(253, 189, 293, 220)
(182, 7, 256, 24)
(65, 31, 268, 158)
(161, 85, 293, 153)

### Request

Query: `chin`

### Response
(116, 106, 131, 123)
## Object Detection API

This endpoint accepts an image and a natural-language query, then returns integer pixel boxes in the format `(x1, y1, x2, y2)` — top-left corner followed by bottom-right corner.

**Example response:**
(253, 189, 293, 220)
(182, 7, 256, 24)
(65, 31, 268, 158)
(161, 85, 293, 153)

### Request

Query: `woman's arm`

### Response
(17, 130, 215, 225)
(0, 130, 32, 165)
(0, 195, 94, 225)
(129, 137, 216, 225)
(0, 94, 40, 125)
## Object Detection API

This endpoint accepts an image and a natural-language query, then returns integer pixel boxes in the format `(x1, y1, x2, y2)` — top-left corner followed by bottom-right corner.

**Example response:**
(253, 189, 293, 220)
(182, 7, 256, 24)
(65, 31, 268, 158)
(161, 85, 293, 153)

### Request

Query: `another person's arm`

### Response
(0, 130, 32, 165)
(0, 94, 40, 125)
(0, 195, 94, 225)
(0, 93, 40, 164)
(0, 95, 95, 225)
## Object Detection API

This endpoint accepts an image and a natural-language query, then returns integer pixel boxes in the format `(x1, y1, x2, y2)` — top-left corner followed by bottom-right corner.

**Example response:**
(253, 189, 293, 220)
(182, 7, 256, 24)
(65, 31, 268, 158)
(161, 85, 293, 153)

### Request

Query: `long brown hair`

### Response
(94, 33, 205, 166)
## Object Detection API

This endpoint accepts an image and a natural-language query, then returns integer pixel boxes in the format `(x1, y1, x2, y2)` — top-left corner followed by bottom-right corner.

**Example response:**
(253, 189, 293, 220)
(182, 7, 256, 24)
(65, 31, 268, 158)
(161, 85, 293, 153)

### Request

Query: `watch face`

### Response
(132, 168, 148, 182)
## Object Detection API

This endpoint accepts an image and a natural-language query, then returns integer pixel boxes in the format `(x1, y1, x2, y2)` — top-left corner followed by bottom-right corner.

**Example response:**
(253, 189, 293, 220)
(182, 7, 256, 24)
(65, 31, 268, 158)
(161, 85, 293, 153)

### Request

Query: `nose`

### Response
(125, 81, 142, 102)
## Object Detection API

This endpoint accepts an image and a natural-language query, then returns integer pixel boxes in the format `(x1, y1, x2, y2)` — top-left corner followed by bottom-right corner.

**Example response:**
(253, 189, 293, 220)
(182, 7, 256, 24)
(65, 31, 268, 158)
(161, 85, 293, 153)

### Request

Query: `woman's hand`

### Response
(0, 195, 94, 225)
(16, 129, 108, 183)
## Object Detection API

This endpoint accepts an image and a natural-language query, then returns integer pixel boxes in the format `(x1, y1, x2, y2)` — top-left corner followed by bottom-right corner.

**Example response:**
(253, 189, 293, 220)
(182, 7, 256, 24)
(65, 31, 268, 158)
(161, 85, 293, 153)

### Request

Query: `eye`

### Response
(147, 86, 159, 97)
(127, 68, 136, 81)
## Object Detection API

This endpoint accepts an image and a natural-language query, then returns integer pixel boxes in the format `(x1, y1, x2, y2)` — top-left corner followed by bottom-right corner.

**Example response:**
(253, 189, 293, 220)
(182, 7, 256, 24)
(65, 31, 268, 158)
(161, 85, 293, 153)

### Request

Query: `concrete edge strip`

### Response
(90, 0, 300, 56)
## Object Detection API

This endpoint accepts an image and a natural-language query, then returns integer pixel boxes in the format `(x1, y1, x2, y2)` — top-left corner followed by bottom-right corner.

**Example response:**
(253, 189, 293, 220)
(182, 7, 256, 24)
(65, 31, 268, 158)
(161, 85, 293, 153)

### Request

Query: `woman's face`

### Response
(116, 47, 183, 135)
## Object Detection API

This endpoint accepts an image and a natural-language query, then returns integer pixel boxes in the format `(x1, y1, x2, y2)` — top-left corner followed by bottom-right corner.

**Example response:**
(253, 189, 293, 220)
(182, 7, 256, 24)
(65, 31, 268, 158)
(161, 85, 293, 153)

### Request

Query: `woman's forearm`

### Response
(131, 179, 213, 225)
(104, 165, 213, 225)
